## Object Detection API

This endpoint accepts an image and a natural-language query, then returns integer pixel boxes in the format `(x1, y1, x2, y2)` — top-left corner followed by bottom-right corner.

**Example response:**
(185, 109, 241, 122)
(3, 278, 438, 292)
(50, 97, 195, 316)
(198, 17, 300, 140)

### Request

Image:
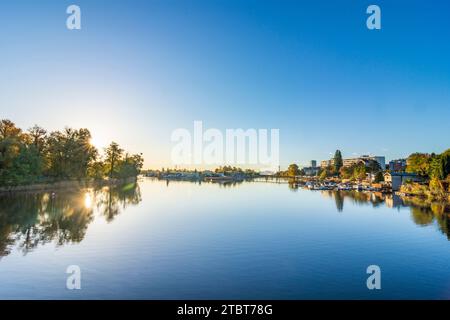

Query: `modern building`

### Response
(303, 160, 320, 176)
(320, 159, 333, 168)
(303, 167, 320, 176)
(321, 155, 386, 170)
(389, 159, 407, 172)
(343, 155, 385, 170)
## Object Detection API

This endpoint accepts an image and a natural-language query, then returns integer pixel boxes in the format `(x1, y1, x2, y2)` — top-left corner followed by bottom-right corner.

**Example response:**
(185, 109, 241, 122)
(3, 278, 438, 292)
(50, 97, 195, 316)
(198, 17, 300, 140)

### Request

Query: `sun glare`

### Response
(84, 193, 93, 209)
(90, 135, 109, 150)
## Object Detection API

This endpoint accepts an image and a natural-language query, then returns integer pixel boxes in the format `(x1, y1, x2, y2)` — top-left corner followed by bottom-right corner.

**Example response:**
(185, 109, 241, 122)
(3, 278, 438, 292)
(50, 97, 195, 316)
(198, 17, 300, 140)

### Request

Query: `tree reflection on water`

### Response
(1, 180, 450, 259)
(319, 189, 450, 240)
(0, 182, 141, 258)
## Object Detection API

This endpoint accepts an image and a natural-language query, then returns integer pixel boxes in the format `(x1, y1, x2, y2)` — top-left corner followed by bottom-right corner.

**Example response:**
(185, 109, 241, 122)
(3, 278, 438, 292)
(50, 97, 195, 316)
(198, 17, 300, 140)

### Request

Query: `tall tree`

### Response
(429, 150, 450, 180)
(366, 159, 381, 173)
(116, 153, 144, 178)
(287, 163, 300, 177)
(353, 163, 366, 180)
(0, 120, 45, 185)
(406, 153, 432, 177)
(46, 128, 97, 179)
(27, 125, 47, 155)
(440, 149, 450, 179)
(0, 120, 22, 140)
(333, 150, 343, 173)
(104, 142, 124, 178)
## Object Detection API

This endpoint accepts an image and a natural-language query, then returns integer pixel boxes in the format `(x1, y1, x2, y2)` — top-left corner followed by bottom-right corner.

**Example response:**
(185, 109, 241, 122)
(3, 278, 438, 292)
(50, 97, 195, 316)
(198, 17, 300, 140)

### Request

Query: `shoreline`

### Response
(0, 177, 138, 195)
(2, 175, 449, 205)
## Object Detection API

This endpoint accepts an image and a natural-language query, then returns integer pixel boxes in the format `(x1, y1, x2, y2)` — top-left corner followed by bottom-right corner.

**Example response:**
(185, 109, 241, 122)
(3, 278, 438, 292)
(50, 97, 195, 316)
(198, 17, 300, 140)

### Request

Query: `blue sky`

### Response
(1, 0, 449, 169)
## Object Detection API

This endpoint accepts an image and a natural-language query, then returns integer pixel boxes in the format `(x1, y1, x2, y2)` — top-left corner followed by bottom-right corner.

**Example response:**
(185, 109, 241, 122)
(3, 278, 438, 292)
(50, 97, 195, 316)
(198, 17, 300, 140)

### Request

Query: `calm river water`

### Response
(0, 178, 449, 299)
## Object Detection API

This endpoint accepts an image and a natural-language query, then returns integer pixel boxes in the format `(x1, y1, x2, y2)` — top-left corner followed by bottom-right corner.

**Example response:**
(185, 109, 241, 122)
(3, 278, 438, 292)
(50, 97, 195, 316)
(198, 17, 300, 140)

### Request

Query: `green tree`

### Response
(88, 161, 105, 180)
(442, 150, 450, 177)
(0, 119, 22, 139)
(0, 144, 42, 185)
(353, 163, 366, 180)
(0, 119, 143, 186)
(429, 155, 443, 180)
(366, 159, 381, 173)
(374, 171, 384, 183)
(429, 150, 450, 180)
(339, 166, 353, 179)
(27, 125, 47, 155)
(333, 150, 343, 173)
(406, 153, 432, 177)
(287, 163, 300, 177)
(46, 128, 97, 179)
(104, 142, 124, 178)
(116, 153, 144, 178)
(0, 120, 38, 185)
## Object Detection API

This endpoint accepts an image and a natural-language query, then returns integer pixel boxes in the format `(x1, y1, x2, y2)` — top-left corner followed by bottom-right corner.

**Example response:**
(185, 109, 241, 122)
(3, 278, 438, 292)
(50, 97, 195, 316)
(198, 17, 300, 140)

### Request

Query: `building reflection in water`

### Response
(1, 180, 450, 259)
(317, 188, 450, 240)
(0, 181, 141, 258)
(254, 178, 450, 240)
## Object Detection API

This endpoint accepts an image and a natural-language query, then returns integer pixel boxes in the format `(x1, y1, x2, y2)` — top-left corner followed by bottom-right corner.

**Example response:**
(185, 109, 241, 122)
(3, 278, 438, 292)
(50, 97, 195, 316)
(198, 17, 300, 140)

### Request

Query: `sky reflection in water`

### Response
(0, 178, 449, 299)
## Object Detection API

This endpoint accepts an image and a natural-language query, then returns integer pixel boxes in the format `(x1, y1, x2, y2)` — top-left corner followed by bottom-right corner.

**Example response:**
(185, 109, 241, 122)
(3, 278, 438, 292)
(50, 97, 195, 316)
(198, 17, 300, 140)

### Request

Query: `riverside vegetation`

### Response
(0, 119, 144, 189)
(400, 150, 450, 201)
(284, 149, 450, 202)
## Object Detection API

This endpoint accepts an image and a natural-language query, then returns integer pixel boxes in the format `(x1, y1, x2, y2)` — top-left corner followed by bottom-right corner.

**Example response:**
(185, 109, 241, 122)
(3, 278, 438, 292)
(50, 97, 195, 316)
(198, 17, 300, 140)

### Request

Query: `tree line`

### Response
(285, 150, 384, 182)
(405, 150, 450, 195)
(406, 150, 450, 181)
(0, 119, 143, 186)
(284, 148, 450, 194)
